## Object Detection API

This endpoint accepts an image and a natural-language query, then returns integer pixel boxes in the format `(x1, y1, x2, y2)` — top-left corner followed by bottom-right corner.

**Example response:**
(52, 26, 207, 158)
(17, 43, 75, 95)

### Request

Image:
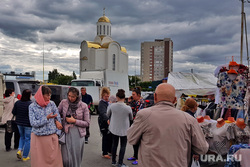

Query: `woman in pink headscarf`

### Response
(29, 86, 63, 167)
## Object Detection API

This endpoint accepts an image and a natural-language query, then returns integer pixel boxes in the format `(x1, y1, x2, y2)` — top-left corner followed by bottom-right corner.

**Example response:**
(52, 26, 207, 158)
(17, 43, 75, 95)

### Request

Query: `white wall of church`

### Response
(108, 43, 120, 72)
(80, 43, 128, 73)
(80, 42, 89, 72)
(95, 49, 107, 70)
(120, 52, 128, 73)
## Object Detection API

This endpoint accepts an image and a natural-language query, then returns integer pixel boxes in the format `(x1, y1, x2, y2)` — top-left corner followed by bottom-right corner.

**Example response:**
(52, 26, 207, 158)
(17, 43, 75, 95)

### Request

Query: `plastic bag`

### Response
(58, 132, 66, 144)
(191, 159, 200, 167)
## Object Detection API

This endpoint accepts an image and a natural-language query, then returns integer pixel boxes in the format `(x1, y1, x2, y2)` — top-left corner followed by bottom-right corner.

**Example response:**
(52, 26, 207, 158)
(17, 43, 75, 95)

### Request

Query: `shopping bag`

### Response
(6, 120, 13, 133)
(191, 159, 200, 167)
(58, 132, 66, 144)
(6, 116, 15, 133)
(89, 103, 95, 114)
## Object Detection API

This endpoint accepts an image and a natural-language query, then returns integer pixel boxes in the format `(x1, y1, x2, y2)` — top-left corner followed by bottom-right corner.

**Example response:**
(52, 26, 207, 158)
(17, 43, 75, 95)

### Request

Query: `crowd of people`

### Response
(1, 83, 214, 167)
(1, 86, 90, 167)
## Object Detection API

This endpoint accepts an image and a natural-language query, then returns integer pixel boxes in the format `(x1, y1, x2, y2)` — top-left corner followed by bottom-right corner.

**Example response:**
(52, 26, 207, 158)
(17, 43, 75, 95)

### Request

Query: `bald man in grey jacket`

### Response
(127, 83, 209, 167)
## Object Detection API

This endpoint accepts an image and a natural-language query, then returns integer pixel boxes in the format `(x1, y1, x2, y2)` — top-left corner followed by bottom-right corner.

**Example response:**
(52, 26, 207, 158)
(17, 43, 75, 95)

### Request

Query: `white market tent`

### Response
(167, 72, 218, 98)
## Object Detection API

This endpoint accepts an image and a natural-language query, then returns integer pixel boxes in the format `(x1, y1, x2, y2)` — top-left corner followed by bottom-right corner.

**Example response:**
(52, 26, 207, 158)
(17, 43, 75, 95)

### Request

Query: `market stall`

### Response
(167, 72, 218, 98)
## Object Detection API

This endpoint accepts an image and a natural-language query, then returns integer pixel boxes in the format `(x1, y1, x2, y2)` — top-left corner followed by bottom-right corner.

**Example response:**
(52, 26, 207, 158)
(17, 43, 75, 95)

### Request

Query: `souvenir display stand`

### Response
(215, 57, 248, 120)
(197, 116, 250, 166)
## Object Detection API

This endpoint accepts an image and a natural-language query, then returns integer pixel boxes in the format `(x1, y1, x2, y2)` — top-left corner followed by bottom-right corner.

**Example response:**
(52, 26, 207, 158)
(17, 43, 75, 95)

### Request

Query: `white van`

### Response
(0, 78, 40, 123)
(5, 80, 40, 99)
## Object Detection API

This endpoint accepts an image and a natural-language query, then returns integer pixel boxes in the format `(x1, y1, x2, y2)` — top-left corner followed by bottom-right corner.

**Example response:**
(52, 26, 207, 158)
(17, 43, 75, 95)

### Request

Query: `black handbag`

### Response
(6, 116, 15, 133)
(6, 120, 12, 133)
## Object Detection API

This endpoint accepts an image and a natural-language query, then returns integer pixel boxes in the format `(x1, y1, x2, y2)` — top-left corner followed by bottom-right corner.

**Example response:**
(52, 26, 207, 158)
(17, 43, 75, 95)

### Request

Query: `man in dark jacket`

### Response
(81, 87, 93, 144)
(204, 94, 217, 119)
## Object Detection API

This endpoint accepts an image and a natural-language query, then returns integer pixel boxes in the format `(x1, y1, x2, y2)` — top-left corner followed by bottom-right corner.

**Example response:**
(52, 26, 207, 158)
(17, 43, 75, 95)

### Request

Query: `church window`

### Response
(112, 54, 116, 71)
(107, 26, 109, 35)
(100, 25, 102, 34)
(104, 25, 105, 34)
(110, 27, 111, 36)
(97, 26, 99, 35)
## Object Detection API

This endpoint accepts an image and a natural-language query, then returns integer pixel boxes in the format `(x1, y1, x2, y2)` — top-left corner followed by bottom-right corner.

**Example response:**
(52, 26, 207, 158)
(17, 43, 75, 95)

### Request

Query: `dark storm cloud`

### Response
(0, 1, 60, 42)
(0, 0, 246, 44)
(0, 0, 98, 43)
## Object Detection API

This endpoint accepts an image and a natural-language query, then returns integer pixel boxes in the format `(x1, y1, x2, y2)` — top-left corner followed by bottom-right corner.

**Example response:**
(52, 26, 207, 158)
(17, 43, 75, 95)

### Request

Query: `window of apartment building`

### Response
(112, 54, 116, 71)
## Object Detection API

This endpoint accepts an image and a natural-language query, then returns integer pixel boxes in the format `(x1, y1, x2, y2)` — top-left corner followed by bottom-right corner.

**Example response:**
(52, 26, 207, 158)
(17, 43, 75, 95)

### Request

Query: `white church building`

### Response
(79, 11, 128, 75)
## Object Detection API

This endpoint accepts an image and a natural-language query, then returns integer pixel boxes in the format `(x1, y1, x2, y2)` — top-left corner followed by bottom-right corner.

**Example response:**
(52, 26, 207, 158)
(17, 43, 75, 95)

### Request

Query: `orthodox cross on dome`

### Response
(103, 8, 105, 16)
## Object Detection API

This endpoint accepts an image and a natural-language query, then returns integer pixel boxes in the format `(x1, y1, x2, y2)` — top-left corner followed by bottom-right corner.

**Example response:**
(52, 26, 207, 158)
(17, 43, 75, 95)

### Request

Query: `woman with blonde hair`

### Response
(98, 87, 112, 158)
(181, 98, 198, 118)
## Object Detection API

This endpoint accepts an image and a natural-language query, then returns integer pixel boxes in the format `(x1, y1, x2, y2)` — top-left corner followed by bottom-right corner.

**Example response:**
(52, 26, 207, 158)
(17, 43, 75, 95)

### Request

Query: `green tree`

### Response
(128, 75, 141, 89)
(139, 81, 154, 91)
(48, 69, 74, 85)
(53, 74, 73, 85)
(48, 69, 59, 82)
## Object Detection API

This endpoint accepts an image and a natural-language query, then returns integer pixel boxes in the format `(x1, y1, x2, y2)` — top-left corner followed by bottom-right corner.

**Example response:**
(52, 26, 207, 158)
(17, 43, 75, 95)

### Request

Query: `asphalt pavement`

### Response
(0, 115, 134, 167)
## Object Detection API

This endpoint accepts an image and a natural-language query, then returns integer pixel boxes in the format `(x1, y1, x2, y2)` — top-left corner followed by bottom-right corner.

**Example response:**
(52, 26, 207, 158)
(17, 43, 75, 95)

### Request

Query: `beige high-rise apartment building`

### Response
(141, 38, 173, 82)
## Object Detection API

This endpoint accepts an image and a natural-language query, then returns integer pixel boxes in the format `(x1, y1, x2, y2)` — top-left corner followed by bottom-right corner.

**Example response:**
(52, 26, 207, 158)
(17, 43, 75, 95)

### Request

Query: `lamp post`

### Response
(135, 58, 139, 87)
(239, 0, 250, 64)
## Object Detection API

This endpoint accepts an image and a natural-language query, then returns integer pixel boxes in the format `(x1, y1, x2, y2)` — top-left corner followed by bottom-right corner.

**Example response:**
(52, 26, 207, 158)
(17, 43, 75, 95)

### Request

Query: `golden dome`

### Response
(86, 41, 101, 49)
(98, 16, 111, 23)
(121, 47, 127, 53)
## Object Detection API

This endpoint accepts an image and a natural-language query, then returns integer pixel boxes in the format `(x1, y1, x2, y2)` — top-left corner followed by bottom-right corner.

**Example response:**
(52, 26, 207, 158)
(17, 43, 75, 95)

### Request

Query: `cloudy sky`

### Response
(0, 0, 249, 80)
